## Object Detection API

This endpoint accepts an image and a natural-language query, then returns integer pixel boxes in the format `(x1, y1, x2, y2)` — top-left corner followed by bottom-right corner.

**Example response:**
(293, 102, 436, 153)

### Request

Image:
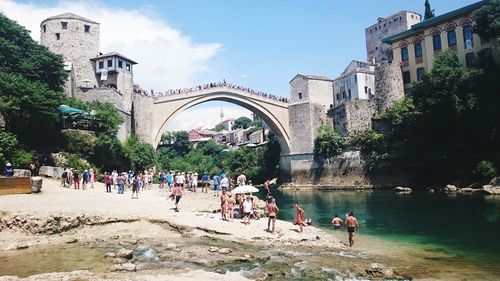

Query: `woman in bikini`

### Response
(267, 198, 279, 234)
(226, 193, 236, 222)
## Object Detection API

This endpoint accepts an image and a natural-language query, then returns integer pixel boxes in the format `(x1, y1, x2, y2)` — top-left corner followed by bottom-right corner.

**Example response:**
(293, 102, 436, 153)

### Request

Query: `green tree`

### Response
(90, 135, 129, 170)
(232, 116, 252, 129)
(314, 125, 345, 159)
(0, 14, 67, 149)
(171, 131, 192, 156)
(0, 131, 19, 165)
(473, 160, 497, 180)
(472, 0, 500, 43)
(350, 129, 386, 153)
(260, 131, 281, 181)
(213, 123, 225, 132)
(65, 98, 124, 135)
(424, 0, 435, 20)
(123, 135, 156, 170)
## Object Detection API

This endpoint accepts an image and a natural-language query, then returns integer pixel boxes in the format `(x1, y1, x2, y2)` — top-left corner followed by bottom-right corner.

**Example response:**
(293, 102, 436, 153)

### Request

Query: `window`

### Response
(55, 33, 60, 40)
(364, 86, 368, 94)
(298, 92, 302, 99)
(107, 59, 112, 67)
(463, 25, 473, 49)
(447, 30, 457, 46)
(43, 24, 46, 33)
(465, 52, 475, 68)
(84, 25, 90, 33)
(354, 75, 357, 82)
(61, 22, 68, 30)
(348, 89, 351, 99)
(98, 61, 104, 69)
(118, 60, 123, 68)
(432, 34, 441, 50)
(403, 71, 411, 84)
(401, 47, 409, 61)
(416, 67, 425, 81)
(126, 63, 131, 71)
(414, 43, 422, 58)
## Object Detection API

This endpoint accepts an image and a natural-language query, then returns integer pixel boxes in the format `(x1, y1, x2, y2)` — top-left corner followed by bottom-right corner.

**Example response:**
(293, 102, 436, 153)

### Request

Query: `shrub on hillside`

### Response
(350, 129, 386, 153)
(314, 125, 345, 159)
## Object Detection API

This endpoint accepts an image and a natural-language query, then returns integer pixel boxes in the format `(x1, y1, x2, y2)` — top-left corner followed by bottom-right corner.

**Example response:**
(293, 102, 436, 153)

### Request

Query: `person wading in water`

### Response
(346, 211, 359, 247)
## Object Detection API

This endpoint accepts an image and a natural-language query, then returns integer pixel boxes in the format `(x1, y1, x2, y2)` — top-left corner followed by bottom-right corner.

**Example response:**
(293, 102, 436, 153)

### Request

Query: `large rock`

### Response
(116, 248, 134, 259)
(13, 169, 31, 177)
(38, 166, 65, 178)
(365, 263, 393, 278)
(444, 185, 457, 192)
(488, 177, 500, 187)
(31, 177, 43, 193)
(217, 248, 232, 254)
(458, 187, 475, 193)
(482, 186, 500, 195)
(394, 186, 412, 192)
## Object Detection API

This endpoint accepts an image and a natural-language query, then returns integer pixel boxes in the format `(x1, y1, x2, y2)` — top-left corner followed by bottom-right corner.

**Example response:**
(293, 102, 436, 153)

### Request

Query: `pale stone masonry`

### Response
(40, 13, 136, 141)
(365, 11, 421, 63)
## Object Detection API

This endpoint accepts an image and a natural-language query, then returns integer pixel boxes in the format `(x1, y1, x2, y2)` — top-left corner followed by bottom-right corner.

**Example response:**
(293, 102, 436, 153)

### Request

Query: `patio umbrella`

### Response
(232, 185, 259, 194)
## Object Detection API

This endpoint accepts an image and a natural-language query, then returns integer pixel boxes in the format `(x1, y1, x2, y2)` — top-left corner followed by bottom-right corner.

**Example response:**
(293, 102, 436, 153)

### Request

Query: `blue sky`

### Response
(2, 0, 479, 130)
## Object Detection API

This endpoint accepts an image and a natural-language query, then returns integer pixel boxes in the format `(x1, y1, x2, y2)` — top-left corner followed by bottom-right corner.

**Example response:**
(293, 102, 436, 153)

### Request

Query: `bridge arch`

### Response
(149, 87, 290, 155)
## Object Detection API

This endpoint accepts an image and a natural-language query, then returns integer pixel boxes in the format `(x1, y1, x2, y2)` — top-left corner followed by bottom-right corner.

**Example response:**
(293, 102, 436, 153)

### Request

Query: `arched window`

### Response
(445, 23, 457, 47)
(431, 29, 442, 51)
(400, 41, 409, 61)
(463, 25, 473, 49)
(413, 37, 423, 59)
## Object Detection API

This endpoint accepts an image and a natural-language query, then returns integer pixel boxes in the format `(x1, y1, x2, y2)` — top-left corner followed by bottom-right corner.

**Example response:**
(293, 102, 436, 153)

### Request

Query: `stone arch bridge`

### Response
(133, 85, 291, 155)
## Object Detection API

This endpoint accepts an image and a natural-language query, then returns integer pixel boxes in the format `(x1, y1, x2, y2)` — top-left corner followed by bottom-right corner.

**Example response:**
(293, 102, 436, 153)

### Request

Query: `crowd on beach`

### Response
(5, 162, 359, 246)
(133, 80, 290, 103)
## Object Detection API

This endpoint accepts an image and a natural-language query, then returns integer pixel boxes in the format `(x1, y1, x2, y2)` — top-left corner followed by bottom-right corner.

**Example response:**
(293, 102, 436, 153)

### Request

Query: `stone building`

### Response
(365, 11, 422, 64)
(330, 62, 403, 137)
(40, 13, 135, 141)
(288, 74, 334, 154)
(383, 0, 499, 94)
(333, 60, 375, 107)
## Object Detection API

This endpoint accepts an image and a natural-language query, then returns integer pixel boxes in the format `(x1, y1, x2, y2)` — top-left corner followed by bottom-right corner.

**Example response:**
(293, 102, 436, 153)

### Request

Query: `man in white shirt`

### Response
(243, 196, 253, 225)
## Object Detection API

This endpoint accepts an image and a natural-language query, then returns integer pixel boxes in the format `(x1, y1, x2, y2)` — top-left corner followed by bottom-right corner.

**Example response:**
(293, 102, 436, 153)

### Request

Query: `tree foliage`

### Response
(0, 14, 67, 150)
(473, 0, 500, 43)
(314, 125, 345, 159)
(424, 0, 435, 20)
(65, 98, 124, 135)
(123, 135, 156, 170)
(473, 160, 497, 180)
(232, 116, 252, 129)
(350, 130, 386, 153)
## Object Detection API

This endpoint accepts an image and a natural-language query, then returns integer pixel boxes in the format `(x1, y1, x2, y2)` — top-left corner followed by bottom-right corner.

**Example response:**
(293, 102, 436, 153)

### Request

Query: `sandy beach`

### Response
(0, 178, 352, 281)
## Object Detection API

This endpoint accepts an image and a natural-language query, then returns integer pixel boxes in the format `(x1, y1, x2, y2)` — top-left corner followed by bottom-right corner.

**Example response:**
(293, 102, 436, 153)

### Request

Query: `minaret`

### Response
(220, 107, 224, 123)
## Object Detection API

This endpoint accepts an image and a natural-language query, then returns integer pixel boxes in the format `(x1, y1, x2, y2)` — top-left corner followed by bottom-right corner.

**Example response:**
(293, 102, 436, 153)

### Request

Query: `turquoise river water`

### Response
(269, 189, 500, 279)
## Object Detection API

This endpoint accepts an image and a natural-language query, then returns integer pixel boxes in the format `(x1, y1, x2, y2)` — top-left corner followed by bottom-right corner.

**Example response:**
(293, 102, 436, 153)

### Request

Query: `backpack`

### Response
(62, 171, 67, 178)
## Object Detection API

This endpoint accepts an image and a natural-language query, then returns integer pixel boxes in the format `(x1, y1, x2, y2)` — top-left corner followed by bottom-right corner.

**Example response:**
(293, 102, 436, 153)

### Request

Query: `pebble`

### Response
(165, 243, 177, 250)
(208, 246, 219, 252)
(64, 238, 78, 244)
(116, 248, 134, 259)
(218, 248, 232, 254)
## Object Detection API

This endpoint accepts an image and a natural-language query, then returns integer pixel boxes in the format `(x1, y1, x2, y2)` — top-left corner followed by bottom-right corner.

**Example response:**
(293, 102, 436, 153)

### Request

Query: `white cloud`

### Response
(0, 0, 221, 90)
(166, 102, 252, 131)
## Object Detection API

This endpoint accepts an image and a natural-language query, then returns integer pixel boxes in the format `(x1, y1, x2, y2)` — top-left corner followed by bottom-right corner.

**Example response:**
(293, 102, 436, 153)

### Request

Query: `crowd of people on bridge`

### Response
(133, 80, 289, 103)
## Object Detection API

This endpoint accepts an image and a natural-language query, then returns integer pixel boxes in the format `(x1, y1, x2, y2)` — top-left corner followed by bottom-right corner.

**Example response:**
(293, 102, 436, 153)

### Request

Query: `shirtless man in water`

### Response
(331, 214, 343, 230)
(346, 211, 359, 247)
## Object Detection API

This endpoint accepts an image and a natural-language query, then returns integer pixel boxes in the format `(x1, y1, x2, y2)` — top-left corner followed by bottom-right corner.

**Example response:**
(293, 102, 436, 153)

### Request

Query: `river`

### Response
(270, 189, 500, 280)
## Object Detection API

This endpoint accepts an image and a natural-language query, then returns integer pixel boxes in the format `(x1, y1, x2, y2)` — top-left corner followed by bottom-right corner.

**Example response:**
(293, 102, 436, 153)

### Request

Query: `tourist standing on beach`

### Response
(220, 190, 228, 221)
(104, 172, 111, 193)
(90, 168, 95, 188)
(346, 211, 359, 247)
(111, 170, 118, 189)
(172, 183, 182, 212)
(267, 198, 279, 234)
(167, 171, 174, 191)
(201, 173, 209, 193)
(82, 169, 90, 190)
(192, 173, 198, 192)
(226, 193, 236, 222)
(73, 170, 80, 189)
(221, 174, 229, 191)
(237, 173, 246, 186)
(294, 202, 305, 233)
(131, 175, 140, 198)
(332, 214, 343, 230)
(243, 196, 253, 225)
(213, 174, 220, 196)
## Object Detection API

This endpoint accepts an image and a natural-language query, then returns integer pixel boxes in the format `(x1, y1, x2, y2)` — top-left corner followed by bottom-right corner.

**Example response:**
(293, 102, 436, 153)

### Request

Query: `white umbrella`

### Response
(232, 185, 259, 194)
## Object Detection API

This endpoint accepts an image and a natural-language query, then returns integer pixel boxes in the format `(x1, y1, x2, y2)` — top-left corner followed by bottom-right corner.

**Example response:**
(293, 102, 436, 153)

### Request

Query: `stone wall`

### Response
(288, 102, 313, 154)
(332, 100, 375, 137)
(281, 151, 409, 187)
(132, 94, 154, 145)
(373, 62, 404, 113)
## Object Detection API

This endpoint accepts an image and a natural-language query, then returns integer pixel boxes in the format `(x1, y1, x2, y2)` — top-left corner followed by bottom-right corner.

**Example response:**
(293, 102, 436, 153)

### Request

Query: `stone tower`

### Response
(40, 13, 100, 97)
(374, 62, 404, 114)
(365, 11, 421, 64)
(288, 74, 333, 155)
(40, 13, 135, 142)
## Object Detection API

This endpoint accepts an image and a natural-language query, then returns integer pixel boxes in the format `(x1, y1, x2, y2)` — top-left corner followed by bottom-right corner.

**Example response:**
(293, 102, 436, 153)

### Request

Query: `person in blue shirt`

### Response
(201, 173, 209, 193)
(82, 169, 90, 190)
(167, 171, 174, 192)
(212, 174, 220, 197)
(4, 163, 14, 177)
